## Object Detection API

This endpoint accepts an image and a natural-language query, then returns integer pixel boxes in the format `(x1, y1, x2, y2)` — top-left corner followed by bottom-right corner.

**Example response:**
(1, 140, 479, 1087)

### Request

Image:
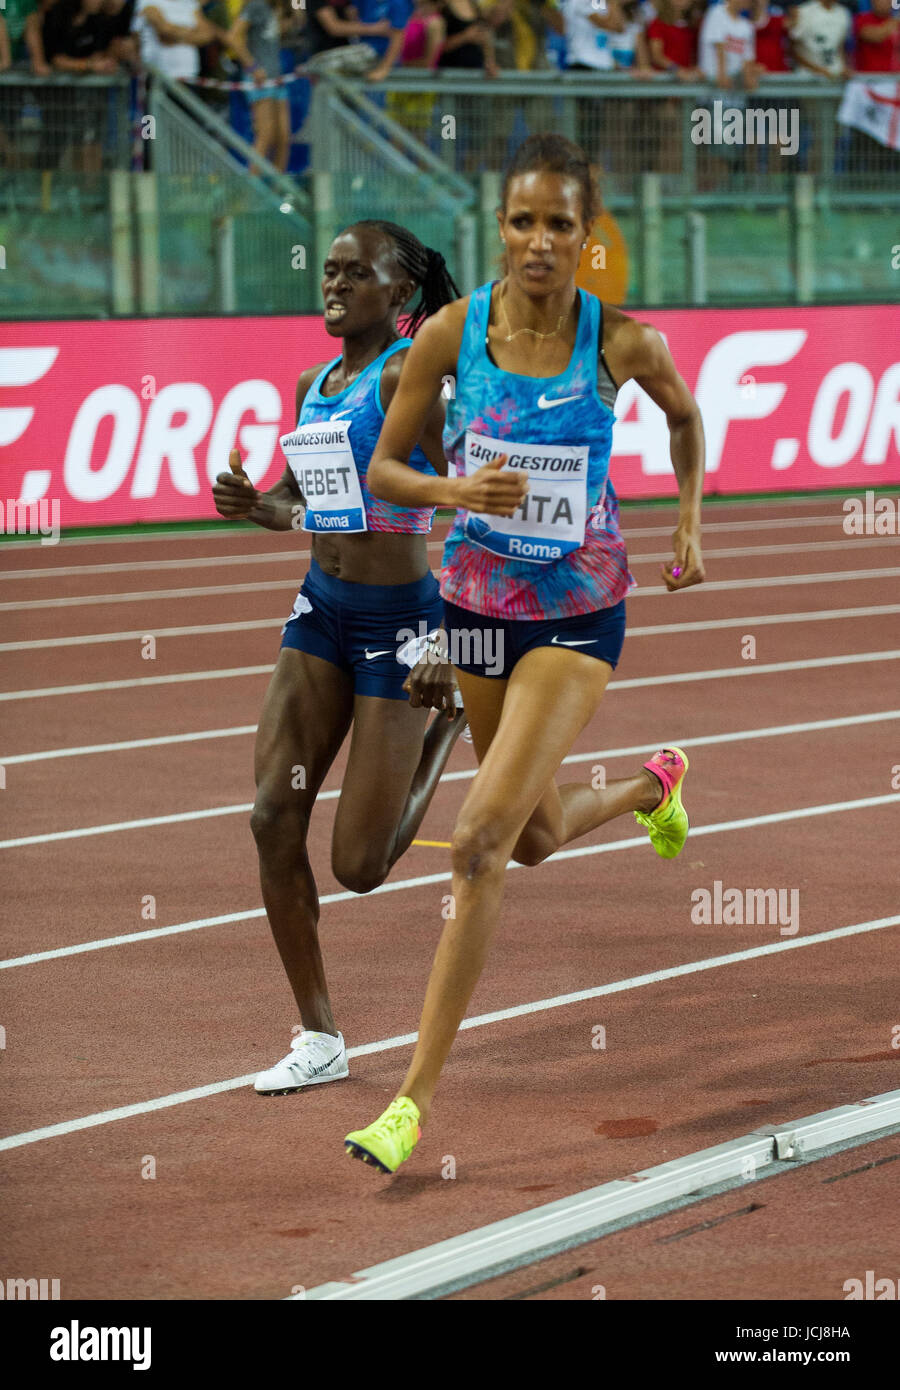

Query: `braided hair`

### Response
(351, 220, 460, 335)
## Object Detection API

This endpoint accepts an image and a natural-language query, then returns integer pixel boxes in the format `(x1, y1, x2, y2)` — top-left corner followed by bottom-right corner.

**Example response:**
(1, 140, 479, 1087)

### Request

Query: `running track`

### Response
(1, 493, 899, 1301)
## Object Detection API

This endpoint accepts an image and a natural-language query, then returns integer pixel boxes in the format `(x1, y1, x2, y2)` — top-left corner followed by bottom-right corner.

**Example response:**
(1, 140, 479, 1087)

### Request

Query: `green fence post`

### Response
(685, 210, 706, 306)
(479, 171, 502, 286)
(109, 170, 135, 316)
(134, 171, 160, 315)
(639, 172, 663, 306)
(792, 173, 815, 304)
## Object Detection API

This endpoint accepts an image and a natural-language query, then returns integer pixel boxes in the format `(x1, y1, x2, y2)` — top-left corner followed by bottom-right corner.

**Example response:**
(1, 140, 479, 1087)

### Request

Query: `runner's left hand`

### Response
(404, 654, 459, 716)
(662, 520, 705, 591)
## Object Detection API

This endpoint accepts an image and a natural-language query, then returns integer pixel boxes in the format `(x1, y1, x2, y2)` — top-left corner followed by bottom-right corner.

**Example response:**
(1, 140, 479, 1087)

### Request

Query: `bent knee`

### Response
(331, 850, 389, 895)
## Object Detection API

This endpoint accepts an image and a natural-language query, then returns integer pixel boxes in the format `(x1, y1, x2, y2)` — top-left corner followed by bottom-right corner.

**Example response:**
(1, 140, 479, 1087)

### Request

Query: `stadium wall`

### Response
(4, 306, 899, 530)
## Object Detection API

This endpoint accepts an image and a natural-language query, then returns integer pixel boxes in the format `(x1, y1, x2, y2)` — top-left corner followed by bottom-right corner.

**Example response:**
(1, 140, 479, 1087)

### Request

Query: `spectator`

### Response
(789, 0, 851, 79)
(303, 0, 392, 63)
(698, 0, 762, 88)
(225, 0, 290, 169)
(853, 0, 899, 71)
(2, 0, 39, 67)
(436, 0, 498, 73)
(0, 15, 11, 71)
(43, 0, 119, 71)
(603, 0, 653, 71)
(751, 0, 790, 72)
(648, 0, 702, 78)
(562, 0, 616, 68)
(355, 0, 415, 80)
(102, 0, 138, 64)
(41, 0, 121, 172)
(134, 0, 219, 79)
(400, 0, 445, 63)
(24, 1, 55, 75)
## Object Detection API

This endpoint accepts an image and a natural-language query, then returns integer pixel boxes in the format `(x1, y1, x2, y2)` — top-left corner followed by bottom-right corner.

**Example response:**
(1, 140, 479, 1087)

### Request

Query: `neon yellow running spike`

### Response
(345, 1097, 421, 1174)
(634, 747, 690, 859)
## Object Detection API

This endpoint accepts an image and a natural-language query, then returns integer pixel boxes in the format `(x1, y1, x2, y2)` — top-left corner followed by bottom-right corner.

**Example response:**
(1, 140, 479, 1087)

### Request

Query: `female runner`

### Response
(344, 135, 706, 1171)
(212, 221, 465, 1095)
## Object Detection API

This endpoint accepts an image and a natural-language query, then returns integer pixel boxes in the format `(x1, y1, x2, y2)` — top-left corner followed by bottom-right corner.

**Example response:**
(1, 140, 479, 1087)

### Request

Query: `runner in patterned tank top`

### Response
(211, 221, 467, 1098)
(343, 136, 707, 1174)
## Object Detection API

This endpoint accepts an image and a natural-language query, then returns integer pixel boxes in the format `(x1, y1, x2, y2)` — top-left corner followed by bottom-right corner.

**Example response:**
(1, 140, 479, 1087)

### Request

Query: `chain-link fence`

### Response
(2, 70, 898, 317)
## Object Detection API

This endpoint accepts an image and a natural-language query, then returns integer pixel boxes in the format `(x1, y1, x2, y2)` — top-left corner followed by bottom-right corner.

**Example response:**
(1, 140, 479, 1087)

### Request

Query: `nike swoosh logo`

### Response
(550, 635, 597, 646)
(537, 392, 585, 409)
(306, 1053, 343, 1076)
(364, 649, 393, 659)
(330, 411, 352, 421)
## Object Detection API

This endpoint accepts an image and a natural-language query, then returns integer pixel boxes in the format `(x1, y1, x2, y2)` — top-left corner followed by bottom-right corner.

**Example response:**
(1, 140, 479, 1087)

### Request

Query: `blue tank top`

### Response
(279, 339, 436, 535)
(441, 282, 633, 619)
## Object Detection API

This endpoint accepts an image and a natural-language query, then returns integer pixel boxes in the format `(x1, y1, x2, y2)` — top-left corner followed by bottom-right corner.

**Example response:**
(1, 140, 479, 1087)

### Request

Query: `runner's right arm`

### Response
(211, 366, 319, 530)
(367, 304, 528, 516)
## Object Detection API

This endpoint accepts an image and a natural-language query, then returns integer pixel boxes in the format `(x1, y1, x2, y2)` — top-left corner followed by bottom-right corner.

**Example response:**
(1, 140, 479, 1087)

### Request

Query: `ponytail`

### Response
(352, 220, 460, 335)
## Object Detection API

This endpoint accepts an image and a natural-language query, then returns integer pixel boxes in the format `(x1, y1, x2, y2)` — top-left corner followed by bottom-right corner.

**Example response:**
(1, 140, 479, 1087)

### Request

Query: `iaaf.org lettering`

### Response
(0, 497, 60, 545)
(50, 1321, 151, 1371)
(0, 1276, 60, 1299)
(4, 321, 899, 518)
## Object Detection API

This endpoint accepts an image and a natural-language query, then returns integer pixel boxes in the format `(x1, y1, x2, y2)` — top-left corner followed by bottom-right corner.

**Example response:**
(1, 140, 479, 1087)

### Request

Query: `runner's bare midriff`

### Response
(310, 530, 431, 586)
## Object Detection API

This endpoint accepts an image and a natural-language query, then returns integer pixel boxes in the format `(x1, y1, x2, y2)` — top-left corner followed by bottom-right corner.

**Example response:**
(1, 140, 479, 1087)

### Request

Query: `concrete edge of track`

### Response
(295, 1089, 900, 1301)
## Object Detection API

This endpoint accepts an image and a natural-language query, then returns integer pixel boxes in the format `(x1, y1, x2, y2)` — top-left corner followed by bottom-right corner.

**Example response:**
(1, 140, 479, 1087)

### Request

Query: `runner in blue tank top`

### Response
(344, 137, 708, 1174)
(211, 221, 466, 1097)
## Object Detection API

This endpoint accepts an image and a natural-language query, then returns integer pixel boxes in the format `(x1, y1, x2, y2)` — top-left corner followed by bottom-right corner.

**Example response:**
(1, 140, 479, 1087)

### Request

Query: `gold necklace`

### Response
(497, 285, 572, 344)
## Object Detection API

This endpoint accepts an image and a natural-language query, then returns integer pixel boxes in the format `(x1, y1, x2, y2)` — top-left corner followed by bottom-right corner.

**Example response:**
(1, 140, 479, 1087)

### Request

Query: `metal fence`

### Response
(331, 71, 900, 307)
(145, 71, 314, 315)
(2, 70, 898, 317)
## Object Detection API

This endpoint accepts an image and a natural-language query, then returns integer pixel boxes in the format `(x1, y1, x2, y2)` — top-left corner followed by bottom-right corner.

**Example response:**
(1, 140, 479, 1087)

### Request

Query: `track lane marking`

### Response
(1, 792, 898, 961)
(3, 647, 899, 707)
(4, 602, 900, 655)
(2, 912, 898, 1151)
(3, 532, 891, 583)
(4, 566, 900, 613)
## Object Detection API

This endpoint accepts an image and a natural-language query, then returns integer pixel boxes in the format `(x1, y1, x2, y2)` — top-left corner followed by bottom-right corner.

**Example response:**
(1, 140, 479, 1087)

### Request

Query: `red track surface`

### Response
(1, 496, 899, 1300)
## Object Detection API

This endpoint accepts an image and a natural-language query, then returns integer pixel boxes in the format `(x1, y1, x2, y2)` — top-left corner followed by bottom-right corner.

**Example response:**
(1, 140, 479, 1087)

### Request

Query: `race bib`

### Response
(462, 429, 589, 564)
(279, 421, 367, 533)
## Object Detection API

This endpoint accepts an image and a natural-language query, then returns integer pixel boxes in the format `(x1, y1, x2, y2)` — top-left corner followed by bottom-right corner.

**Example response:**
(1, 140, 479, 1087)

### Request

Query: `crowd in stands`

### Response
(0, 0, 898, 171)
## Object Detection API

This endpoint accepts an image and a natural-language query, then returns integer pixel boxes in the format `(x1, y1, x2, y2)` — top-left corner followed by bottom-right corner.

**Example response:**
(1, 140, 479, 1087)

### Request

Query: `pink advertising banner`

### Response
(2, 306, 898, 528)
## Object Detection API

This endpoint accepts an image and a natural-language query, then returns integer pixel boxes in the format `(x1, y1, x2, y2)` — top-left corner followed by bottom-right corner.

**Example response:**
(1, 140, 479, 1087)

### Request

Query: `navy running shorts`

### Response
(442, 598, 626, 680)
(281, 559, 444, 700)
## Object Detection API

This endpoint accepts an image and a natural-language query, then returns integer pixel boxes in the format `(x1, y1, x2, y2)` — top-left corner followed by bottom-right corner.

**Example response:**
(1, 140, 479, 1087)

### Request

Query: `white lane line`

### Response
(4, 532, 890, 583)
(0, 620, 284, 652)
(0, 579, 298, 611)
(2, 727, 259, 764)
(7, 602, 900, 656)
(4, 565, 900, 614)
(4, 704, 898, 769)
(0, 666, 272, 703)
(2, 791, 898, 959)
(2, 911, 898, 1151)
(0, 496, 856, 554)
(3, 646, 899, 707)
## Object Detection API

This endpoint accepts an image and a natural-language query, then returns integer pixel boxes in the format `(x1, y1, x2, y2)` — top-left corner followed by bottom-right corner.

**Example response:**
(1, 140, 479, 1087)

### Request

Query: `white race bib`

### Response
(280, 421, 367, 533)
(462, 429, 589, 564)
